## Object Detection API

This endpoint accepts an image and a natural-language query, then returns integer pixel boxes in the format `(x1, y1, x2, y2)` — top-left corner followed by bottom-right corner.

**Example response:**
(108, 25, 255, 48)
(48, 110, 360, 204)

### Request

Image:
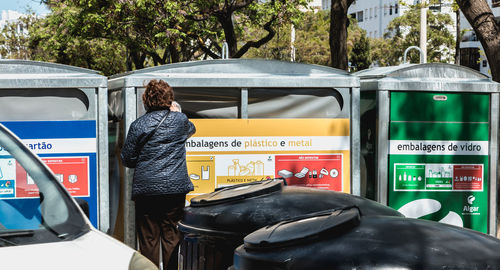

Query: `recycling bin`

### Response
(0, 60, 109, 231)
(108, 59, 361, 246)
(232, 207, 500, 269)
(356, 63, 499, 235)
(178, 179, 403, 270)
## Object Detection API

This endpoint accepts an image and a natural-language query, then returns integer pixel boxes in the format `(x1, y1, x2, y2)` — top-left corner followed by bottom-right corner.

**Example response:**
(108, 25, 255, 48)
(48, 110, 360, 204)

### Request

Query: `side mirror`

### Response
(74, 198, 90, 218)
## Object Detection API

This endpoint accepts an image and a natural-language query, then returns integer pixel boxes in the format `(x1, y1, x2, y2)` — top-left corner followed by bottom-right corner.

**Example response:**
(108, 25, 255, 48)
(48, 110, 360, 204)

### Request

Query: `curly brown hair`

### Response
(142, 79, 174, 111)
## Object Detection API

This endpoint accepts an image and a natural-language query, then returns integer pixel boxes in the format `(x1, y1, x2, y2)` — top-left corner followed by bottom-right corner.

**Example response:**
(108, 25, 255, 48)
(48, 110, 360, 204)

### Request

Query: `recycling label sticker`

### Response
(394, 163, 483, 192)
(0, 180, 15, 198)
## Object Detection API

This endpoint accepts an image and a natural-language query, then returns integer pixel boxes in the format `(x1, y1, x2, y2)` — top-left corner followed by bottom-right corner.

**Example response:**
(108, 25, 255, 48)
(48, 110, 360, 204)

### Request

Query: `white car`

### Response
(0, 123, 157, 270)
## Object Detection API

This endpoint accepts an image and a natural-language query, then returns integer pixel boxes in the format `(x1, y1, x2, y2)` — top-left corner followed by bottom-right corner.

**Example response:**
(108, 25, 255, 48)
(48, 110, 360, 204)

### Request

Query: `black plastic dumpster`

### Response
(232, 207, 500, 269)
(178, 179, 403, 270)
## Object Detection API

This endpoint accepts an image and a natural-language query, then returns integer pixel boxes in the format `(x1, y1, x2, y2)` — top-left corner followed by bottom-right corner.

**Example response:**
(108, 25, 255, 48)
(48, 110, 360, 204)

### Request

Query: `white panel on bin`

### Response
(137, 87, 242, 118)
(0, 88, 91, 120)
(248, 88, 345, 118)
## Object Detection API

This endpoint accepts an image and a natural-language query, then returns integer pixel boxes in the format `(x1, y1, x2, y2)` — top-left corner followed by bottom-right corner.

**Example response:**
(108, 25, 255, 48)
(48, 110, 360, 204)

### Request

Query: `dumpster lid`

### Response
(355, 63, 499, 93)
(189, 179, 284, 207)
(0, 60, 107, 88)
(108, 59, 359, 89)
(243, 207, 360, 250)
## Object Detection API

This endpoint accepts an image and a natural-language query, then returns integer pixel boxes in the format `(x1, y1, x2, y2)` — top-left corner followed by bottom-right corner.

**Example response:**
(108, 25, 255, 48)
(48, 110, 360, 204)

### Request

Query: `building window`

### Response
(430, 0, 442, 12)
(365, 9, 368, 20)
(389, 5, 393, 15)
(350, 12, 356, 20)
(374, 31, 377, 37)
(395, 3, 399, 14)
(384, 5, 387, 15)
(370, 8, 372, 18)
(374, 7, 377, 17)
(357, 11, 364, 22)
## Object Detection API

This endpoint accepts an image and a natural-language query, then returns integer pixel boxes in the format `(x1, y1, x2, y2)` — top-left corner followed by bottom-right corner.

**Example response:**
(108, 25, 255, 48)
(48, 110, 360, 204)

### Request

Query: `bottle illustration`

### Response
(404, 172, 407, 181)
(228, 159, 241, 176)
(246, 161, 255, 176)
(255, 161, 264, 176)
(399, 174, 402, 181)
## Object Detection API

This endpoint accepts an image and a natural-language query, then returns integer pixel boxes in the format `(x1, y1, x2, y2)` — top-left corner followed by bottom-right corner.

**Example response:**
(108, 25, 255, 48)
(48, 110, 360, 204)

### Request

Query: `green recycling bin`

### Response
(356, 63, 499, 235)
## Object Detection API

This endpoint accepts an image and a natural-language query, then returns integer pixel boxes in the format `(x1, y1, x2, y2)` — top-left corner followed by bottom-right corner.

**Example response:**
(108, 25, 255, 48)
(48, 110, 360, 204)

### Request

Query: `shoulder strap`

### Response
(137, 110, 170, 152)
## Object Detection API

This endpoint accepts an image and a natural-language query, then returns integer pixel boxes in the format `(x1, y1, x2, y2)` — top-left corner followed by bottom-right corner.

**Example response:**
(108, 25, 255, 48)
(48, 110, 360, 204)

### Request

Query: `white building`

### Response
(343, 0, 456, 39)
(308, 0, 323, 9)
(0, 10, 26, 33)
(0, 10, 30, 59)
(459, 0, 500, 76)
(324, 0, 499, 77)
(322, 0, 407, 38)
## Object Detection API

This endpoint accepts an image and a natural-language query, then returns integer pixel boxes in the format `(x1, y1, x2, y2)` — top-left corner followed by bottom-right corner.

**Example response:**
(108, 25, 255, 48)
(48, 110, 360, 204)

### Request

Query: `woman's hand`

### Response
(170, 101, 181, 112)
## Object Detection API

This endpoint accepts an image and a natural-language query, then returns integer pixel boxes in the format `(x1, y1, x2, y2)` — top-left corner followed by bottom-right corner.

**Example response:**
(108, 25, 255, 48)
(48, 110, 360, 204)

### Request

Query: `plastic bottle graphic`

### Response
(246, 161, 255, 176)
(399, 174, 402, 181)
(404, 172, 407, 181)
(255, 161, 264, 176)
(228, 159, 241, 176)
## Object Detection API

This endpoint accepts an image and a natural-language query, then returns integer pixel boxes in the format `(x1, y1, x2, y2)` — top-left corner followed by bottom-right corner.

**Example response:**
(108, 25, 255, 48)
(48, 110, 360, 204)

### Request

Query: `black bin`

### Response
(233, 207, 500, 269)
(178, 179, 403, 270)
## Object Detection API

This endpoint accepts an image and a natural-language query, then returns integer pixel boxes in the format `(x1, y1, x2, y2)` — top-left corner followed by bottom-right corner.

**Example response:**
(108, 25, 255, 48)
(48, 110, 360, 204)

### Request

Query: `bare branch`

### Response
(233, 17, 276, 58)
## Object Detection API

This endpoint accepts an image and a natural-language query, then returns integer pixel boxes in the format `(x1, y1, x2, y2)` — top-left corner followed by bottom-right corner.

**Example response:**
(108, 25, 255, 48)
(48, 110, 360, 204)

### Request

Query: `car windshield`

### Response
(0, 124, 89, 247)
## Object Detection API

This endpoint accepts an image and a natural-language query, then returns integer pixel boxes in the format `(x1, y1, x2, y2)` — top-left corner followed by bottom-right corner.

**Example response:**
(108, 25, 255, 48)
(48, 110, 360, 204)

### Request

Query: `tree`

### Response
(0, 13, 36, 59)
(348, 23, 370, 72)
(369, 38, 398, 67)
(245, 11, 370, 70)
(457, 0, 500, 82)
(186, 0, 309, 59)
(376, 3, 455, 65)
(244, 10, 330, 64)
(37, 0, 308, 72)
(330, 0, 354, 70)
(27, 5, 127, 76)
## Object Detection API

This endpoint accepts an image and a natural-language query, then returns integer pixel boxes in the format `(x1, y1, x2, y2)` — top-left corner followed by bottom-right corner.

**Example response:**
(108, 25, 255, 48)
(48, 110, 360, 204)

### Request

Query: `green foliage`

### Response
(245, 10, 371, 70)
(25, 3, 127, 76)
(369, 38, 397, 66)
(22, 0, 309, 74)
(349, 25, 370, 72)
(0, 13, 36, 60)
(377, 4, 455, 65)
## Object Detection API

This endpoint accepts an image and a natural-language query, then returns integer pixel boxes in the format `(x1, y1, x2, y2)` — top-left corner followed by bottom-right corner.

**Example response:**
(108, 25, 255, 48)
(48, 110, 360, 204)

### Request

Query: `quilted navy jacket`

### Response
(121, 109, 196, 199)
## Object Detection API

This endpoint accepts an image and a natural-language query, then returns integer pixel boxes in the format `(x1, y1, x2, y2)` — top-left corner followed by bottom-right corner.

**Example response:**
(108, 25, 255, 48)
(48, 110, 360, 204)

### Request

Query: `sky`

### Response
(0, 0, 50, 15)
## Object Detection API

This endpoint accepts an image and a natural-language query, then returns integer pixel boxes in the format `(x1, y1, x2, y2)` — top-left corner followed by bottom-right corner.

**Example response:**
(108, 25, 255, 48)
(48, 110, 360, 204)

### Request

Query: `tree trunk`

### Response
(219, 13, 238, 58)
(457, 0, 500, 82)
(330, 0, 354, 70)
(169, 42, 180, 63)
